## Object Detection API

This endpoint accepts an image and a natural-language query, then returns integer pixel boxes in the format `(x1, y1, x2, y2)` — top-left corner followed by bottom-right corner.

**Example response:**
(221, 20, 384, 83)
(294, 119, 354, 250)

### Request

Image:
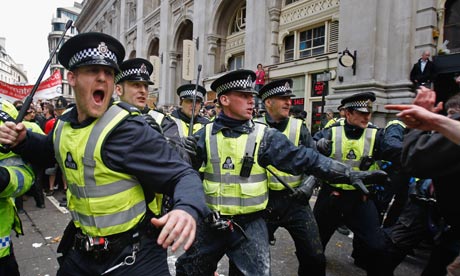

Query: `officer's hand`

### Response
(151, 209, 196, 252)
(0, 122, 27, 148)
(316, 138, 332, 155)
(142, 114, 162, 133)
(289, 175, 318, 204)
(181, 136, 197, 156)
(349, 170, 389, 194)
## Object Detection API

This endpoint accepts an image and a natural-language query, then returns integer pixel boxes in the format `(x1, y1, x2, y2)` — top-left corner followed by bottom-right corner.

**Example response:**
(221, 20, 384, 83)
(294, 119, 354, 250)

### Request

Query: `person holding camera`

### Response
(175, 71, 388, 276)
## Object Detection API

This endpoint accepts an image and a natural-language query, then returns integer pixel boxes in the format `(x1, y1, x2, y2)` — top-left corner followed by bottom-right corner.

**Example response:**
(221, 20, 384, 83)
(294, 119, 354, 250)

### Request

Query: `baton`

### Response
(265, 166, 296, 193)
(0, 20, 73, 153)
(188, 64, 202, 136)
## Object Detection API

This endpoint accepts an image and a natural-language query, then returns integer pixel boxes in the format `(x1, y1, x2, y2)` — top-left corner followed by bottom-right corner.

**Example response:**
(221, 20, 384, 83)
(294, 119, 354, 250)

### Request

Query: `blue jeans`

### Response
(176, 216, 270, 276)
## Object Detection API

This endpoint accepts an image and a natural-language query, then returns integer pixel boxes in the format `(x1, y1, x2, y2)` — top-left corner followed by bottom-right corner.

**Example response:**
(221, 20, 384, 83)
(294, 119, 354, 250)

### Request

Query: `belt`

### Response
(220, 210, 263, 225)
(73, 216, 160, 259)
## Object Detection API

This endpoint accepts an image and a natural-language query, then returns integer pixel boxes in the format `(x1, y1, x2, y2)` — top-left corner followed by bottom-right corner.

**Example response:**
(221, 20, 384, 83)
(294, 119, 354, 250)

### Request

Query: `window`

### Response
(284, 35, 295, 61)
(230, 5, 246, 34)
(299, 26, 325, 58)
(228, 54, 244, 71)
(285, 0, 299, 5)
(445, 0, 460, 52)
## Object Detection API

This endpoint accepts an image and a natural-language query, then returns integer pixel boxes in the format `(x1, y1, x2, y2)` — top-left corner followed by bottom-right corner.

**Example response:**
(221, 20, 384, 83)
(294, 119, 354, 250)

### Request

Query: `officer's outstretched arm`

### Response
(258, 128, 388, 191)
(0, 162, 35, 198)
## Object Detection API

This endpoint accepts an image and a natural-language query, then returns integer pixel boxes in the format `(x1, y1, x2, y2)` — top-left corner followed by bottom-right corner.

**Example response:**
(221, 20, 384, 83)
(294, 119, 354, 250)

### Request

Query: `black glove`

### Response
(316, 138, 332, 155)
(0, 166, 10, 194)
(350, 170, 389, 195)
(142, 114, 163, 134)
(289, 175, 319, 204)
(181, 136, 197, 157)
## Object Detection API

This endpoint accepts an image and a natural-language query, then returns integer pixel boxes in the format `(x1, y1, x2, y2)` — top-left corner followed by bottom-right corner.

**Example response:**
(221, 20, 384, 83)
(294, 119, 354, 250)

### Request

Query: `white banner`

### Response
(182, 39, 195, 81)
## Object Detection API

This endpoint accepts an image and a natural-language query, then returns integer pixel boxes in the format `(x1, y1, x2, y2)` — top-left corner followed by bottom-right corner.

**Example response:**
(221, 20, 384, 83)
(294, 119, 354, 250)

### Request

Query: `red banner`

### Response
(0, 70, 62, 102)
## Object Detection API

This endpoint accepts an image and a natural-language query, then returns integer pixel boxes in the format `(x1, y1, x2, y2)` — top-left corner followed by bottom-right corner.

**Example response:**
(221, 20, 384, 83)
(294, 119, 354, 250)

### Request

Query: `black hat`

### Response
(58, 32, 125, 72)
(341, 92, 376, 113)
(115, 58, 154, 85)
(337, 104, 345, 111)
(176, 84, 207, 102)
(55, 96, 68, 110)
(210, 69, 257, 96)
(258, 78, 294, 101)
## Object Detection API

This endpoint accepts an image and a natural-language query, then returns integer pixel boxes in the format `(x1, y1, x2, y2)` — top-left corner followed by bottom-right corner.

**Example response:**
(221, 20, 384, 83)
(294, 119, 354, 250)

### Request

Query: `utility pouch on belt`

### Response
(240, 142, 257, 178)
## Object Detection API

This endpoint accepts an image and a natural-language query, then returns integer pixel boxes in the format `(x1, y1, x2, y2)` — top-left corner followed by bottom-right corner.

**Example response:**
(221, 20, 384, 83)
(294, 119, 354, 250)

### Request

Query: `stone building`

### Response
(75, 0, 460, 131)
(48, 2, 82, 102)
(0, 38, 28, 85)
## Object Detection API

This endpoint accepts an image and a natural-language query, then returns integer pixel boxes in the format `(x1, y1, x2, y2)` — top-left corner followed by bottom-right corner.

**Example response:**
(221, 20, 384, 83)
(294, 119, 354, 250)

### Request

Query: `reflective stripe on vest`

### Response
(385, 119, 406, 129)
(329, 121, 378, 190)
(173, 117, 204, 137)
(203, 122, 268, 215)
(148, 110, 165, 126)
(256, 117, 304, 190)
(54, 105, 146, 236)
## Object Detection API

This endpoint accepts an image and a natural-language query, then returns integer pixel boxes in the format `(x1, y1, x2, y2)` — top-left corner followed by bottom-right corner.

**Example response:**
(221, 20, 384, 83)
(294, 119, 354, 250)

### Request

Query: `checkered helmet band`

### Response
(261, 85, 291, 101)
(215, 78, 254, 95)
(344, 100, 373, 110)
(68, 45, 118, 69)
(180, 89, 204, 100)
(115, 68, 149, 83)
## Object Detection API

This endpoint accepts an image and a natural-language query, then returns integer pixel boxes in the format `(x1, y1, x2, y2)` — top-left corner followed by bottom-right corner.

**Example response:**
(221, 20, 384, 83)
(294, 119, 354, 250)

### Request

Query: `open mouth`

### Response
(93, 90, 105, 104)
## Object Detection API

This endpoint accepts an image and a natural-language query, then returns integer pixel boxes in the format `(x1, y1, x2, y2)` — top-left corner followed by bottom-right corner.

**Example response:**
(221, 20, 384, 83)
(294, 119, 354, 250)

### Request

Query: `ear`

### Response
(67, 71, 76, 86)
(115, 84, 123, 97)
(220, 95, 230, 107)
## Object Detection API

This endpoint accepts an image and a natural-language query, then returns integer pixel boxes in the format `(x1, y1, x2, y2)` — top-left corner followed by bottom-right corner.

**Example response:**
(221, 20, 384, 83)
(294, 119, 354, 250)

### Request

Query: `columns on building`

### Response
(268, 7, 281, 65)
(245, 0, 270, 70)
(136, 0, 145, 57)
(332, 0, 415, 125)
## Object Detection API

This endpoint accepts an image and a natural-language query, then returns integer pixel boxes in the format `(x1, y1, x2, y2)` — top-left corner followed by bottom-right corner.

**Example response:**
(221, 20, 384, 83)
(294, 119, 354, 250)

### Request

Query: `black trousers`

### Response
(266, 191, 325, 276)
(57, 233, 169, 276)
(313, 185, 391, 276)
(0, 243, 19, 276)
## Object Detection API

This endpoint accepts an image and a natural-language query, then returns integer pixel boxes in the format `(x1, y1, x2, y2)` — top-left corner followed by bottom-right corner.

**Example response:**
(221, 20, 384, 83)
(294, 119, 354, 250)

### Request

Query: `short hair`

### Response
(445, 93, 460, 110)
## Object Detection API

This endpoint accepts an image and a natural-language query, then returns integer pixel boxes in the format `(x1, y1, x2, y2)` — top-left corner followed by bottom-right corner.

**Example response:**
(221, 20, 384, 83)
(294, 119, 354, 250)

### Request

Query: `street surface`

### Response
(14, 191, 426, 276)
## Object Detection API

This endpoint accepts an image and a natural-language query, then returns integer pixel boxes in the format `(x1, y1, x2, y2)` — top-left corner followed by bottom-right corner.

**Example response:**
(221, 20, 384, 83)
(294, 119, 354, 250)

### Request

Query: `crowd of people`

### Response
(0, 31, 459, 276)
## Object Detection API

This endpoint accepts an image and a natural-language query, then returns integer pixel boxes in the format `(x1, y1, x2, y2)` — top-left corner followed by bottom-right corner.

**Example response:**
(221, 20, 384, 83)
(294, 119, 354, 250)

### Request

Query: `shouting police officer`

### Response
(0, 32, 208, 276)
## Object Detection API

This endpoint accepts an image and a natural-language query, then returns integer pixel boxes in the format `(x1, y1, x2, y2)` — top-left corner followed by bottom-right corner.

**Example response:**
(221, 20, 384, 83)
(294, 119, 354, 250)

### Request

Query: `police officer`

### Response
(257, 79, 325, 276)
(115, 57, 196, 215)
(0, 32, 208, 276)
(313, 92, 399, 275)
(0, 99, 35, 276)
(170, 84, 210, 136)
(175, 70, 387, 276)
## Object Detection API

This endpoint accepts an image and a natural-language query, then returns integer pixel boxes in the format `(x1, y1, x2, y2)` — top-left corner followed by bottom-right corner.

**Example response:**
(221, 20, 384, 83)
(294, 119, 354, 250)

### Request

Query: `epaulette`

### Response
(114, 101, 141, 116)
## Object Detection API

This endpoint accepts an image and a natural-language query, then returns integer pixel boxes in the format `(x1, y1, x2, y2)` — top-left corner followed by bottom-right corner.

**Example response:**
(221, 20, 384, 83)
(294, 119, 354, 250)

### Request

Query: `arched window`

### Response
(230, 5, 246, 34)
(445, 0, 460, 52)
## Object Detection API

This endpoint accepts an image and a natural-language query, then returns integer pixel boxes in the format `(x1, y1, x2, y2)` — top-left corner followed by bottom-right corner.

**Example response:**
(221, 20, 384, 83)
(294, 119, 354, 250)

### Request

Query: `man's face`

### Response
(345, 109, 372, 129)
(181, 98, 202, 119)
(220, 91, 255, 120)
(265, 96, 291, 122)
(116, 81, 149, 109)
(422, 51, 430, 61)
(447, 107, 460, 118)
(67, 65, 115, 122)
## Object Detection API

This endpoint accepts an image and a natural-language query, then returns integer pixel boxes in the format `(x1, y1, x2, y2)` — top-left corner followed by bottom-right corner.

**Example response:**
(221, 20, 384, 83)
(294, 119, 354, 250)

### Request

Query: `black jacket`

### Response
(409, 59, 435, 84)
(401, 114, 460, 233)
(14, 104, 209, 221)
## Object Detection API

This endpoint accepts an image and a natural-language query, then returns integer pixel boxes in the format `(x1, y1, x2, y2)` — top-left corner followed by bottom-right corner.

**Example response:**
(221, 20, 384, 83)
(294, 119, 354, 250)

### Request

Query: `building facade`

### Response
(75, 0, 459, 131)
(0, 38, 28, 85)
(48, 2, 82, 102)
